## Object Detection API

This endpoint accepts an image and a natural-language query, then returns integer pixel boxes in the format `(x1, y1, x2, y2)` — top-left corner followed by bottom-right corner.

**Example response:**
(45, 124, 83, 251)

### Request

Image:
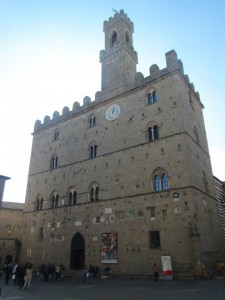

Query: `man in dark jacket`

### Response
(3, 264, 12, 284)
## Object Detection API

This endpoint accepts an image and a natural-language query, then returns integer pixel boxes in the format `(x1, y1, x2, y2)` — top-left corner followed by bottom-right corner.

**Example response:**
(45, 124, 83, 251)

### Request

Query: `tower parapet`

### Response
(165, 50, 182, 72)
(103, 9, 134, 51)
(33, 49, 202, 133)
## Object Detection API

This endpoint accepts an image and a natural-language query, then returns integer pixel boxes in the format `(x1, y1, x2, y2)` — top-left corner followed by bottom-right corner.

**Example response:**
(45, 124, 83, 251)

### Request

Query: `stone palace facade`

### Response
(14, 10, 225, 277)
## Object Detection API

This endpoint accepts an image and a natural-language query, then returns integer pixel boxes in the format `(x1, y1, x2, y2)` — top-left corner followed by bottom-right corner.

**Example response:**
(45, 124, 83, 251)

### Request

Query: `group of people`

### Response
(82, 263, 158, 281)
(82, 264, 98, 282)
(88, 264, 100, 277)
(38, 263, 65, 282)
(0, 261, 65, 290)
(1, 261, 33, 290)
(1, 261, 159, 287)
(82, 264, 113, 282)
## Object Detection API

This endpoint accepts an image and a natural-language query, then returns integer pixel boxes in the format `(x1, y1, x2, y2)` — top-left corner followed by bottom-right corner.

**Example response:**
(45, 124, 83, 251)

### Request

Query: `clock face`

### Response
(105, 104, 120, 121)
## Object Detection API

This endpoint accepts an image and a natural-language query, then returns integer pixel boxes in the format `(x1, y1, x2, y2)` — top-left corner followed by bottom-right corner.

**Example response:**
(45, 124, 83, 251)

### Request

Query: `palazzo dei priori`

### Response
(16, 10, 225, 277)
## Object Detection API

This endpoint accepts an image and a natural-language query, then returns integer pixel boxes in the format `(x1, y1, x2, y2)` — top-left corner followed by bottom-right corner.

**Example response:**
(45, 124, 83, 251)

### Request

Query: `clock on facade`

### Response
(105, 104, 120, 121)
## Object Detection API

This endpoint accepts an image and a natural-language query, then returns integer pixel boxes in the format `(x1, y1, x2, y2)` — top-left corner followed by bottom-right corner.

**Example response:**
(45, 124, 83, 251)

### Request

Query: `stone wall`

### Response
(0, 205, 24, 267)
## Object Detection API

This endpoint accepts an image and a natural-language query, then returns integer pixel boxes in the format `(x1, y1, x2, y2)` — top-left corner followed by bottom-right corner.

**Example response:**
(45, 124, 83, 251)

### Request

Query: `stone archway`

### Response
(70, 232, 85, 270)
(5, 254, 12, 264)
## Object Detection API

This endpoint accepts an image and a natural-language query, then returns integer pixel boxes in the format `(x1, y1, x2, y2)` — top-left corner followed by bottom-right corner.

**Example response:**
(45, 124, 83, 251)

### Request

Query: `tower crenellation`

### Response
(103, 9, 134, 51)
(33, 50, 201, 133)
(62, 106, 70, 116)
(165, 49, 179, 71)
(149, 64, 160, 79)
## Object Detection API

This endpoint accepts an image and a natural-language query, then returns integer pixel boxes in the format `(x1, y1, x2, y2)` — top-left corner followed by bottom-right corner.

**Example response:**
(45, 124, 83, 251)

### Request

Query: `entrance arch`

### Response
(5, 254, 12, 264)
(70, 232, 85, 270)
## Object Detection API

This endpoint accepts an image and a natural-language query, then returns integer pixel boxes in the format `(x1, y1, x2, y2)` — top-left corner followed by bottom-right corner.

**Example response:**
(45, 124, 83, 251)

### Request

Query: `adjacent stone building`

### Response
(0, 175, 24, 267)
(0, 197, 24, 268)
(20, 10, 224, 277)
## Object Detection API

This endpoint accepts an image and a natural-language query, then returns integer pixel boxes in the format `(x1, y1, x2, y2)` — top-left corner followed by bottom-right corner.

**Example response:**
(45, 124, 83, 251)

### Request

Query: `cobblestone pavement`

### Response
(0, 275, 225, 300)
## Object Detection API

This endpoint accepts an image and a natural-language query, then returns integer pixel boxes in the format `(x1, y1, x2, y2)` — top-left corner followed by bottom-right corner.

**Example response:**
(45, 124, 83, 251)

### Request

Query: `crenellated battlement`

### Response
(103, 9, 134, 33)
(33, 49, 201, 133)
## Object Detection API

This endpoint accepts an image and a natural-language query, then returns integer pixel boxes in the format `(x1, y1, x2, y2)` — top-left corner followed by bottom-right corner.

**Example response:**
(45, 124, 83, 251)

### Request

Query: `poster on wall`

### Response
(161, 255, 173, 280)
(101, 232, 118, 263)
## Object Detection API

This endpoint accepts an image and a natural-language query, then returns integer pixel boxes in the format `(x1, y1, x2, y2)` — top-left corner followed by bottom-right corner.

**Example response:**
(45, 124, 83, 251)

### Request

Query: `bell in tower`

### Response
(100, 10, 138, 96)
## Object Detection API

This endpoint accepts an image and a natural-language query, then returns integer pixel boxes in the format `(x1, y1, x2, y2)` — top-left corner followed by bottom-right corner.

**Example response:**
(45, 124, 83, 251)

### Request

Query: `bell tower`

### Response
(100, 10, 138, 95)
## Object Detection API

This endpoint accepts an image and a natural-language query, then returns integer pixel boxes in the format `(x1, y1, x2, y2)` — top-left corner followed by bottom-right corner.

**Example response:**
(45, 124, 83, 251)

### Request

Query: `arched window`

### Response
(152, 169, 169, 192)
(89, 144, 97, 159)
(50, 154, 58, 170)
(35, 196, 44, 211)
(67, 188, 77, 206)
(89, 184, 100, 202)
(89, 116, 96, 128)
(112, 31, 117, 46)
(147, 89, 157, 105)
(148, 124, 159, 142)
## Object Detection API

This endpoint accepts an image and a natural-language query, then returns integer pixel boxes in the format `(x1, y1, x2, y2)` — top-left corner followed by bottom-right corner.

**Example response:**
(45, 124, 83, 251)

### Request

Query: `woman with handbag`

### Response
(22, 263, 33, 290)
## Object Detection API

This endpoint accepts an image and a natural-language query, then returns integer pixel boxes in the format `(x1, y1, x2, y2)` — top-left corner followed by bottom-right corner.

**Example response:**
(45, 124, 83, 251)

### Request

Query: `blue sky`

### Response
(0, 0, 225, 202)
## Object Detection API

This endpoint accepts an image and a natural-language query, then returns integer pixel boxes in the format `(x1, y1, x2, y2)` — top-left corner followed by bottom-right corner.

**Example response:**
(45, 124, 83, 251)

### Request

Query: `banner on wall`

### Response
(101, 232, 118, 263)
(161, 255, 173, 280)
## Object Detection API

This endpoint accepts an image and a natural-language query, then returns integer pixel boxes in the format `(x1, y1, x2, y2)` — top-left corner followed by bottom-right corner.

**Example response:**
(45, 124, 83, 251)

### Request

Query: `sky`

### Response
(0, 0, 225, 203)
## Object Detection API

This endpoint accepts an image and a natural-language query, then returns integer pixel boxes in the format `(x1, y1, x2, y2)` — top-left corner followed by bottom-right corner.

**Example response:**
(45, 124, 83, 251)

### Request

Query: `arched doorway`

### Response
(5, 254, 12, 264)
(70, 233, 85, 270)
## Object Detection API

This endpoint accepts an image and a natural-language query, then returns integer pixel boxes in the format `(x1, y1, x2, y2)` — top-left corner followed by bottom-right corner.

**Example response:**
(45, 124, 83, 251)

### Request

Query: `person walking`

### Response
(82, 265, 88, 283)
(152, 262, 159, 282)
(55, 264, 61, 281)
(12, 262, 19, 285)
(16, 263, 25, 288)
(60, 263, 65, 279)
(3, 263, 12, 285)
(22, 263, 33, 290)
